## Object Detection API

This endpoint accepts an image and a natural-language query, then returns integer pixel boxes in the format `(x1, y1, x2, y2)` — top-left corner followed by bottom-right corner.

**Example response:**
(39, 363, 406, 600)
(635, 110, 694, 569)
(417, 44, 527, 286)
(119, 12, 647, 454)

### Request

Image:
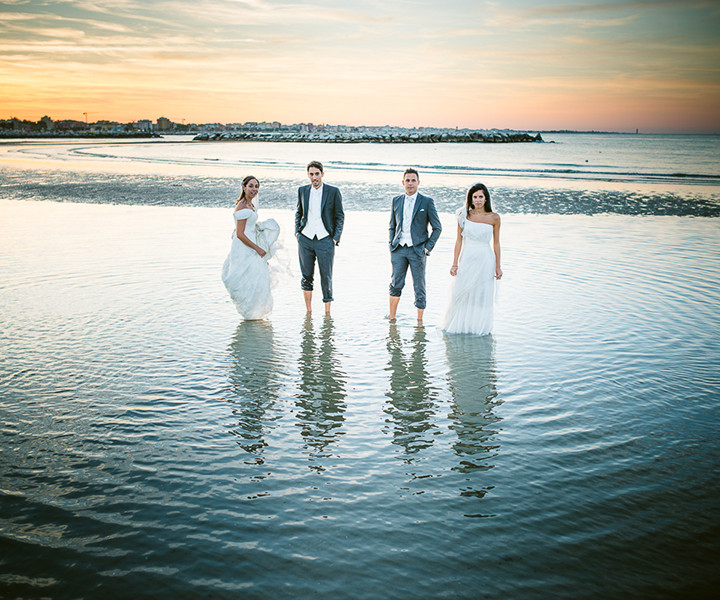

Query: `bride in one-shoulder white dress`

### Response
(443, 183, 502, 336)
(222, 176, 279, 320)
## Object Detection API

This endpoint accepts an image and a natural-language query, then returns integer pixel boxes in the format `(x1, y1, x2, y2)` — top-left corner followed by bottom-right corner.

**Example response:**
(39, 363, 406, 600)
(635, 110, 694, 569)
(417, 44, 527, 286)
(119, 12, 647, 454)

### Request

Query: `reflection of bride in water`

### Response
(444, 333, 501, 497)
(384, 324, 439, 458)
(226, 320, 283, 464)
(295, 316, 347, 471)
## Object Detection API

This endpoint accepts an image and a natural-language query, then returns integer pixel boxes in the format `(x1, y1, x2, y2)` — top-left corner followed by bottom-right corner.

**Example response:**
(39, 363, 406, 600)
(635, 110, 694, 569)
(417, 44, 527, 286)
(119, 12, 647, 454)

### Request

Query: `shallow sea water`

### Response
(2, 134, 720, 217)
(1, 199, 719, 599)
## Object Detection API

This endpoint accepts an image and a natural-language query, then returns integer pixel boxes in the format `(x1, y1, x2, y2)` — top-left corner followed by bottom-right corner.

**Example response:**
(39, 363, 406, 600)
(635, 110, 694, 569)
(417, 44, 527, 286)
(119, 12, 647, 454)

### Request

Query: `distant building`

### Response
(94, 120, 121, 132)
(55, 119, 88, 131)
(157, 116, 172, 131)
(40, 116, 54, 131)
(135, 119, 153, 131)
(0, 118, 23, 131)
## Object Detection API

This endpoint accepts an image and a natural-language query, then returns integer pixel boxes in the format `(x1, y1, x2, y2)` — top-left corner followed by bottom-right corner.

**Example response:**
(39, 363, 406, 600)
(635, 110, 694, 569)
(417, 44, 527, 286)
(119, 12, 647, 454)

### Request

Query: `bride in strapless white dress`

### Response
(222, 176, 280, 320)
(443, 183, 502, 336)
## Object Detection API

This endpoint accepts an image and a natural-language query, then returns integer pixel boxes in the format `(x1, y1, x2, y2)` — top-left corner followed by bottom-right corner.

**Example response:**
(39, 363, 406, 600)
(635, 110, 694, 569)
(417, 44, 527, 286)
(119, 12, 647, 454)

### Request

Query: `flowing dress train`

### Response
(222, 208, 279, 320)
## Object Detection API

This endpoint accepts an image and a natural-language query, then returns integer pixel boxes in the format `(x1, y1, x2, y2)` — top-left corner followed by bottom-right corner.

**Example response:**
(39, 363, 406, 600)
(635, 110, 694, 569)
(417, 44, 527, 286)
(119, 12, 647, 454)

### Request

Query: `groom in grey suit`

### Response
(295, 160, 344, 315)
(388, 168, 442, 322)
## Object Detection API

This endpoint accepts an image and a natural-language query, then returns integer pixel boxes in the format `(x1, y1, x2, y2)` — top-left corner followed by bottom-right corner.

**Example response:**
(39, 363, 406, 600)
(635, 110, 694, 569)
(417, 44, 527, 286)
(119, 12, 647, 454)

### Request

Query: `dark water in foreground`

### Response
(1, 201, 719, 599)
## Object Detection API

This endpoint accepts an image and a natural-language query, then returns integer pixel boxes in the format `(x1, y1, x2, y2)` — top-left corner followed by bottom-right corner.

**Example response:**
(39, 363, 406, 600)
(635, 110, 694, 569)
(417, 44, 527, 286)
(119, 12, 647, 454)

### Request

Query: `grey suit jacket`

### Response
(389, 192, 442, 254)
(295, 184, 345, 244)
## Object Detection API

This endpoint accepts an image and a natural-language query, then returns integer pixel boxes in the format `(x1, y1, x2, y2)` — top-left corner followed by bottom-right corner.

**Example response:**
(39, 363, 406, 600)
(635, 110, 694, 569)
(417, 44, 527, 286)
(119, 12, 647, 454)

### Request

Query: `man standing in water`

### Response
(295, 161, 345, 315)
(388, 168, 442, 323)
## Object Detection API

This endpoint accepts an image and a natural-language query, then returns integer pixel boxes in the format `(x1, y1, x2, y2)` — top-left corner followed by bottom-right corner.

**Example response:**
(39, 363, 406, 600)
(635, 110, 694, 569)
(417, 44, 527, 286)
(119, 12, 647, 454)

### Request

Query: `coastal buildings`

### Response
(156, 116, 172, 131)
(0, 115, 542, 143)
(134, 120, 153, 132)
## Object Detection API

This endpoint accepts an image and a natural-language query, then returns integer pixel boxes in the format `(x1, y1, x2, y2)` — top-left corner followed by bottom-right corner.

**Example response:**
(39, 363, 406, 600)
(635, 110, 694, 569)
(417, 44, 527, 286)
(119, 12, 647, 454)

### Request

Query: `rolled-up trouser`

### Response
(298, 233, 335, 303)
(389, 245, 426, 309)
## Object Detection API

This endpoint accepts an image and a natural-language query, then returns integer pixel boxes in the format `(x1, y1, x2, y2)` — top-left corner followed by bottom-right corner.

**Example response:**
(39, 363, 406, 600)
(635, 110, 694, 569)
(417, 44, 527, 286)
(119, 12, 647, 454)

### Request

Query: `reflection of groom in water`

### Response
(297, 315, 347, 471)
(295, 161, 345, 315)
(385, 323, 438, 457)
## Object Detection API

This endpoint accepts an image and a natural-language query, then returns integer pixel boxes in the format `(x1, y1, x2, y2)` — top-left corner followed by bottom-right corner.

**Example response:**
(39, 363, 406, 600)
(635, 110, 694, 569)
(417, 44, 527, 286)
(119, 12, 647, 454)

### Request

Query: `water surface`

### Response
(1, 200, 718, 598)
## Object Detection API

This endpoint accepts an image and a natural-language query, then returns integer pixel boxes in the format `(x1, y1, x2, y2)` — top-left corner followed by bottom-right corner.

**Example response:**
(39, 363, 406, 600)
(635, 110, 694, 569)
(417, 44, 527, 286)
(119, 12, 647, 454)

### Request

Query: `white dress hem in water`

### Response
(221, 208, 279, 320)
(442, 208, 496, 336)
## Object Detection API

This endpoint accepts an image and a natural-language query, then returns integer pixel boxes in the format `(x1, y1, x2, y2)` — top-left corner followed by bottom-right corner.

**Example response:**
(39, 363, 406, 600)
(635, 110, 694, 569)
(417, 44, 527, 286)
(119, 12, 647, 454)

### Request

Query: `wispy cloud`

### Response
(0, 0, 718, 131)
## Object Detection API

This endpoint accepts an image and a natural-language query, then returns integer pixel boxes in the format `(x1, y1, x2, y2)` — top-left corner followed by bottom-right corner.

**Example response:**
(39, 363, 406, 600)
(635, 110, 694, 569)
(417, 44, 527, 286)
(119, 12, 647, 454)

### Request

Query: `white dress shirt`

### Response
(398, 193, 417, 246)
(302, 184, 330, 239)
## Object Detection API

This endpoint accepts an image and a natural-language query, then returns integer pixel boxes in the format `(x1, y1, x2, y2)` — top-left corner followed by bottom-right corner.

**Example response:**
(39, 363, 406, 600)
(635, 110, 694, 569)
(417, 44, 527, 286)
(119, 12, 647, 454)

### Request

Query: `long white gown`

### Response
(443, 210, 496, 336)
(222, 208, 280, 320)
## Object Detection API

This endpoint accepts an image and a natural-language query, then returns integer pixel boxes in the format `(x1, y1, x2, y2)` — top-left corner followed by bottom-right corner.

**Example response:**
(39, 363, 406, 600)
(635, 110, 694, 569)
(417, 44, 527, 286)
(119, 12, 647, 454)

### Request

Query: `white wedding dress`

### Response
(222, 208, 280, 320)
(443, 210, 496, 336)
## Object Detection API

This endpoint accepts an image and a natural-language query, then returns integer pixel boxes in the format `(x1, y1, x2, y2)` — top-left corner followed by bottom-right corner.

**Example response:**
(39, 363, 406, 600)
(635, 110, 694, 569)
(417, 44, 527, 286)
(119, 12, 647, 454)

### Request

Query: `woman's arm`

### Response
(450, 224, 463, 276)
(493, 214, 502, 279)
(236, 218, 266, 257)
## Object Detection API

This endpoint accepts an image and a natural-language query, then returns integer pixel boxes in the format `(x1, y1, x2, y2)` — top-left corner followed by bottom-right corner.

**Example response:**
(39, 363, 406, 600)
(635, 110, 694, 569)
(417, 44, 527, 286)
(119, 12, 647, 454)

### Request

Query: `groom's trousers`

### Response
(298, 233, 335, 303)
(389, 245, 427, 309)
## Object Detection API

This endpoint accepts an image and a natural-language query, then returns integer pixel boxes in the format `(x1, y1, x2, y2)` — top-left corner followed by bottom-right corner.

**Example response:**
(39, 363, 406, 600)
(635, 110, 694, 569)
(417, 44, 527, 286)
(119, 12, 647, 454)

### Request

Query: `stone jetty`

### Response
(192, 128, 543, 144)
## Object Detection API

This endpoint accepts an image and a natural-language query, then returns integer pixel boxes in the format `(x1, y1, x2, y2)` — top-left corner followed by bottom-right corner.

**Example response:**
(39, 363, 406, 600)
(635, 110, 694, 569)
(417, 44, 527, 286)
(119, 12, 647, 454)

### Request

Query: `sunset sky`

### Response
(1, 0, 719, 132)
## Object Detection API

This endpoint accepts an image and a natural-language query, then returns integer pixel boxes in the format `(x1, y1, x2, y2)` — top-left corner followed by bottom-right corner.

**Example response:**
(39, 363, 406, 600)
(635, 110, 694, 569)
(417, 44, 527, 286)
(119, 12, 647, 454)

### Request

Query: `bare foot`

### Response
(388, 295, 400, 321)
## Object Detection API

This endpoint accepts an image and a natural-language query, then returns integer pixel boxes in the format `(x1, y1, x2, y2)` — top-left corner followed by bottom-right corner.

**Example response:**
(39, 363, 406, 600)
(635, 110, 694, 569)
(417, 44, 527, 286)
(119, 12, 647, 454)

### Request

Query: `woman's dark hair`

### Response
(466, 182, 492, 215)
(237, 175, 259, 203)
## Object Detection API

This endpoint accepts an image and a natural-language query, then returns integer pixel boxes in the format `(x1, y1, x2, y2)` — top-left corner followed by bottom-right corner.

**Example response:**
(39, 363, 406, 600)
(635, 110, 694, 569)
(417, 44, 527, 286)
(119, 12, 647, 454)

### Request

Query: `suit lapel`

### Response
(412, 193, 423, 221)
(303, 185, 310, 215)
(321, 185, 328, 212)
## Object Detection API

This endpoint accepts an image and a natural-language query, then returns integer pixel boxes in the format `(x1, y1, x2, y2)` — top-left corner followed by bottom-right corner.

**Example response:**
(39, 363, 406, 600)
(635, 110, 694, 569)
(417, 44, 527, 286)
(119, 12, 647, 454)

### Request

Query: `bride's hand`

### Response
(257, 248, 267, 258)
(450, 265, 458, 277)
(495, 267, 503, 279)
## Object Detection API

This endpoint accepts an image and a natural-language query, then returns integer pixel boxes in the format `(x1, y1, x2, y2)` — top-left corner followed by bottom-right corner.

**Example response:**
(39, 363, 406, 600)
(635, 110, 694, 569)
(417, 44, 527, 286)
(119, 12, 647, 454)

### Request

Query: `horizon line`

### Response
(1, 115, 717, 137)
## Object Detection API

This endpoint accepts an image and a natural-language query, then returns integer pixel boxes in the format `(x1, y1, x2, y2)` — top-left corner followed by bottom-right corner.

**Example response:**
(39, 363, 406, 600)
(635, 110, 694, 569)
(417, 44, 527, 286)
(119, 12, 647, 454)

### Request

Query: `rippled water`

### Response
(2, 134, 719, 216)
(1, 199, 719, 598)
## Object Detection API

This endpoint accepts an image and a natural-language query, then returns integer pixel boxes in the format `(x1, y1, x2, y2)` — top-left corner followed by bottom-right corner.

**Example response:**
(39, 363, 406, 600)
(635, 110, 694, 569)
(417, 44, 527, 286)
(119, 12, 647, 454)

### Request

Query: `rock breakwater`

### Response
(192, 128, 543, 144)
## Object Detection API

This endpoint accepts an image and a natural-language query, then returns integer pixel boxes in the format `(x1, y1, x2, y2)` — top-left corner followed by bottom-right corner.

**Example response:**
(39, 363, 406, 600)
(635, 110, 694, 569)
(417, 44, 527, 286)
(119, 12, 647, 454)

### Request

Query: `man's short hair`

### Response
(307, 160, 324, 173)
(403, 167, 419, 178)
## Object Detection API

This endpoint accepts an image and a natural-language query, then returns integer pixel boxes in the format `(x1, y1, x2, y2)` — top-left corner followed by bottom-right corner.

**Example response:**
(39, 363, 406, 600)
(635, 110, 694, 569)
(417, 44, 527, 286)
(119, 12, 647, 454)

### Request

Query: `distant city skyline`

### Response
(1, 1, 719, 134)
(0, 113, 656, 135)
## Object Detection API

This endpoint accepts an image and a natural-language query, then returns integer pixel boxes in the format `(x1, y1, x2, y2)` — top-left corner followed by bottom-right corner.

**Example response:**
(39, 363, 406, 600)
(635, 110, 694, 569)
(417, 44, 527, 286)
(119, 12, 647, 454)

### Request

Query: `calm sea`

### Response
(2, 133, 719, 215)
(1, 135, 719, 599)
